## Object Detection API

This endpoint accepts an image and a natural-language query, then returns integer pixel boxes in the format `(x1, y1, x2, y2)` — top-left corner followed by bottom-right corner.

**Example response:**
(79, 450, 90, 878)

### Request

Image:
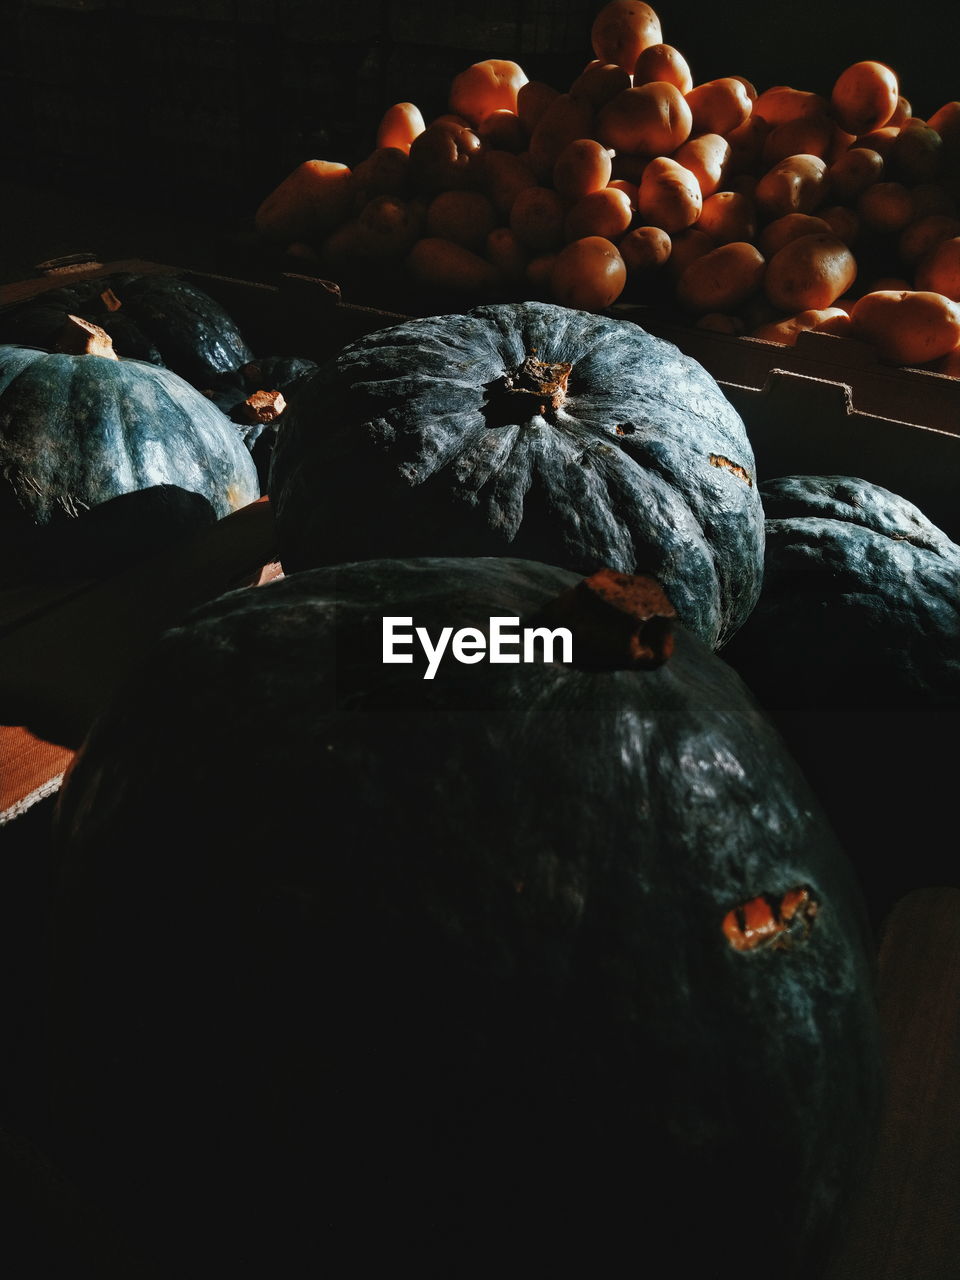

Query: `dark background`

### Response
(1, 0, 958, 276)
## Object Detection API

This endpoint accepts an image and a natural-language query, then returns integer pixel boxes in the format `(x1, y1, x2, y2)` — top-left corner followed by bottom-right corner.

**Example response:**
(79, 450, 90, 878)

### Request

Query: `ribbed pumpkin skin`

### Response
(0, 345, 259, 529)
(723, 474, 960, 706)
(0, 273, 253, 387)
(50, 557, 879, 1280)
(269, 303, 765, 648)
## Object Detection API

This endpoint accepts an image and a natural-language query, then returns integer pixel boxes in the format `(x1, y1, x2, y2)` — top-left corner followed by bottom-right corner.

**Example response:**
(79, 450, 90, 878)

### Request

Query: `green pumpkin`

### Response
(0, 343, 259, 538)
(49, 556, 880, 1280)
(269, 301, 766, 649)
(0, 273, 254, 387)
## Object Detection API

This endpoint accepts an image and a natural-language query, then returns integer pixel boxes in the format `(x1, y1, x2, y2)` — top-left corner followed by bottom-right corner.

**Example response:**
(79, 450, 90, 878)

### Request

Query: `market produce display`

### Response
(48, 556, 882, 1280)
(253, 0, 960, 371)
(269, 300, 766, 650)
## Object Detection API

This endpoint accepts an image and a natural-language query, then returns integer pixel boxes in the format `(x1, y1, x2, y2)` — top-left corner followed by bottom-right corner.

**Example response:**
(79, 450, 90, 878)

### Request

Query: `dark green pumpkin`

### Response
(723, 474, 960, 708)
(0, 344, 259, 537)
(269, 301, 766, 649)
(721, 474, 960, 924)
(49, 556, 880, 1280)
(0, 273, 253, 388)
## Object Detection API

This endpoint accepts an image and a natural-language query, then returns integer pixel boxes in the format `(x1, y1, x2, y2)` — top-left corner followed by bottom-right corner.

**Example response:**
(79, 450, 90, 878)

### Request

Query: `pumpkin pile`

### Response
(254, 0, 960, 371)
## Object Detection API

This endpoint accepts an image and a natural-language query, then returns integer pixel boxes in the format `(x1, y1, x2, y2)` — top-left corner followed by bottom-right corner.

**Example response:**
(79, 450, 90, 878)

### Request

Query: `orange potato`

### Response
(509, 185, 567, 252)
(479, 150, 536, 217)
(597, 82, 692, 156)
(849, 289, 960, 363)
(485, 227, 529, 283)
(408, 121, 483, 193)
(915, 236, 960, 300)
(425, 190, 498, 252)
(526, 252, 559, 296)
(725, 116, 771, 174)
(632, 43, 693, 95)
(590, 0, 663, 74)
(672, 133, 731, 198)
(565, 188, 634, 241)
(761, 115, 835, 165)
(753, 87, 829, 127)
(569, 60, 632, 108)
(754, 154, 829, 220)
(618, 225, 672, 273)
(528, 93, 595, 181)
(449, 59, 528, 126)
(353, 196, 425, 260)
(856, 182, 915, 234)
(608, 178, 639, 208)
(887, 125, 944, 184)
(551, 236, 628, 309)
(827, 147, 885, 202)
(899, 216, 960, 268)
(405, 237, 498, 295)
(553, 138, 614, 199)
(255, 160, 355, 244)
(637, 155, 703, 232)
(676, 242, 766, 312)
(852, 126, 900, 159)
(751, 307, 852, 345)
(759, 213, 832, 257)
(927, 101, 960, 163)
(685, 78, 753, 136)
(830, 61, 899, 136)
(477, 110, 527, 152)
(666, 227, 716, 278)
(351, 147, 410, 209)
(889, 96, 913, 127)
(818, 205, 860, 246)
(764, 233, 857, 311)
(376, 103, 426, 153)
(517, 80, 561, 135)
(697, 191, 756, 244)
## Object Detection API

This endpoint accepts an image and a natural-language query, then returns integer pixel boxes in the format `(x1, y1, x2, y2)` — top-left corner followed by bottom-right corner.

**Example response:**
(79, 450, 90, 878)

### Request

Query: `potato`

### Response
(408, 121, 483, 193)
(509, 186, 567, 252)
(672, 133, 731, 198)
(528, 93, 595, 181)
(255, 160, 355, 244)
(849, 289, 960, 364)
(697, 192, 756, 244)
(405, 238, 499, 295)
(753, 86, 829, 127)
(449, 59, 528, 126)
(676, 242, 766, 312)
(830, 60, 899, 136)
(569, 60, 632, 108)
(597, 82, 692, 156)
(826, 147, 885, 202)
(618, 225, 672, 274)
(755, 154, 829, 220)
(764, 233, 857, 311)
(750, 307, 852, 345)
(425, 190, 498, 252)
(565, 188, 634, 241)
(684, 78, 753, 136)
(552, 236, 627, 309)
(637, 155, 702, 232)
(915, 236, 960, 300)
(632, 43, 693, 95)
(553, 138, 614, 199)
(759, 213, 832, 257)
(376, 103, 426, 153)
(590, 0, 662, 74)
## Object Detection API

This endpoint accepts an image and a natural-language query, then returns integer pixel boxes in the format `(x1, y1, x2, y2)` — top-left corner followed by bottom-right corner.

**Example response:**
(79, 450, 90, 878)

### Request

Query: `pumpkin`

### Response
(721, 473, 960, 924)
(0, 341, 260, 539)
(722, 474, 960, 708)
(49, 556, 880, 1280)
(269, 302, 765, 649)
(0, 272, 254, 388)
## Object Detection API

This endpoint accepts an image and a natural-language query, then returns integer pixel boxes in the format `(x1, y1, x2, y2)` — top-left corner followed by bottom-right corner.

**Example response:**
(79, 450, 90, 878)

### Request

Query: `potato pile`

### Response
(254, 0, 960, 371)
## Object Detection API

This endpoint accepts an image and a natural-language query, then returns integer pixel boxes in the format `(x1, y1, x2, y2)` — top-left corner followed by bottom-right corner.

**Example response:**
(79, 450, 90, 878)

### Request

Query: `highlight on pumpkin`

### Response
(722, 886, 819, 952)
(248, 0, 960, 370)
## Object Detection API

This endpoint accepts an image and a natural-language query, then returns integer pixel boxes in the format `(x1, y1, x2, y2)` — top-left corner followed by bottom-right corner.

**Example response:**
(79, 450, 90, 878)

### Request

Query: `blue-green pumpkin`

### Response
(0, 343, 259, 536)
(269, 301, 766, 649)
(48, 556, 880, 1280)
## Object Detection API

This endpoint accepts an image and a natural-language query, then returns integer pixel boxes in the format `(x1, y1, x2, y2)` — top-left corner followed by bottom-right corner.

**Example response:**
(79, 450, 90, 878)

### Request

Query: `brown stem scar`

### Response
(709, 455, 753, 486)
(532, 568, 676, 670)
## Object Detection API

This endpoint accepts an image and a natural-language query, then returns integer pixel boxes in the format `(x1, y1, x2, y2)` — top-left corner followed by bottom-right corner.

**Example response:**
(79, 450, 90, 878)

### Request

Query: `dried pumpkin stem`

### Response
(533, 568, 676, 670)
(241, 389, 287, 424)
(54, 314, 118, 361)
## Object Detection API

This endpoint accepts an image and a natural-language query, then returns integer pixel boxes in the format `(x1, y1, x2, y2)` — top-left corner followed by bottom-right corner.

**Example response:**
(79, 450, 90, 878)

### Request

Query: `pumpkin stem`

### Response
(486, 353, 572, 423)
(241, 390, 287, 425)
(533, 568, 676, 670)
(54, 314, 119, 361)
